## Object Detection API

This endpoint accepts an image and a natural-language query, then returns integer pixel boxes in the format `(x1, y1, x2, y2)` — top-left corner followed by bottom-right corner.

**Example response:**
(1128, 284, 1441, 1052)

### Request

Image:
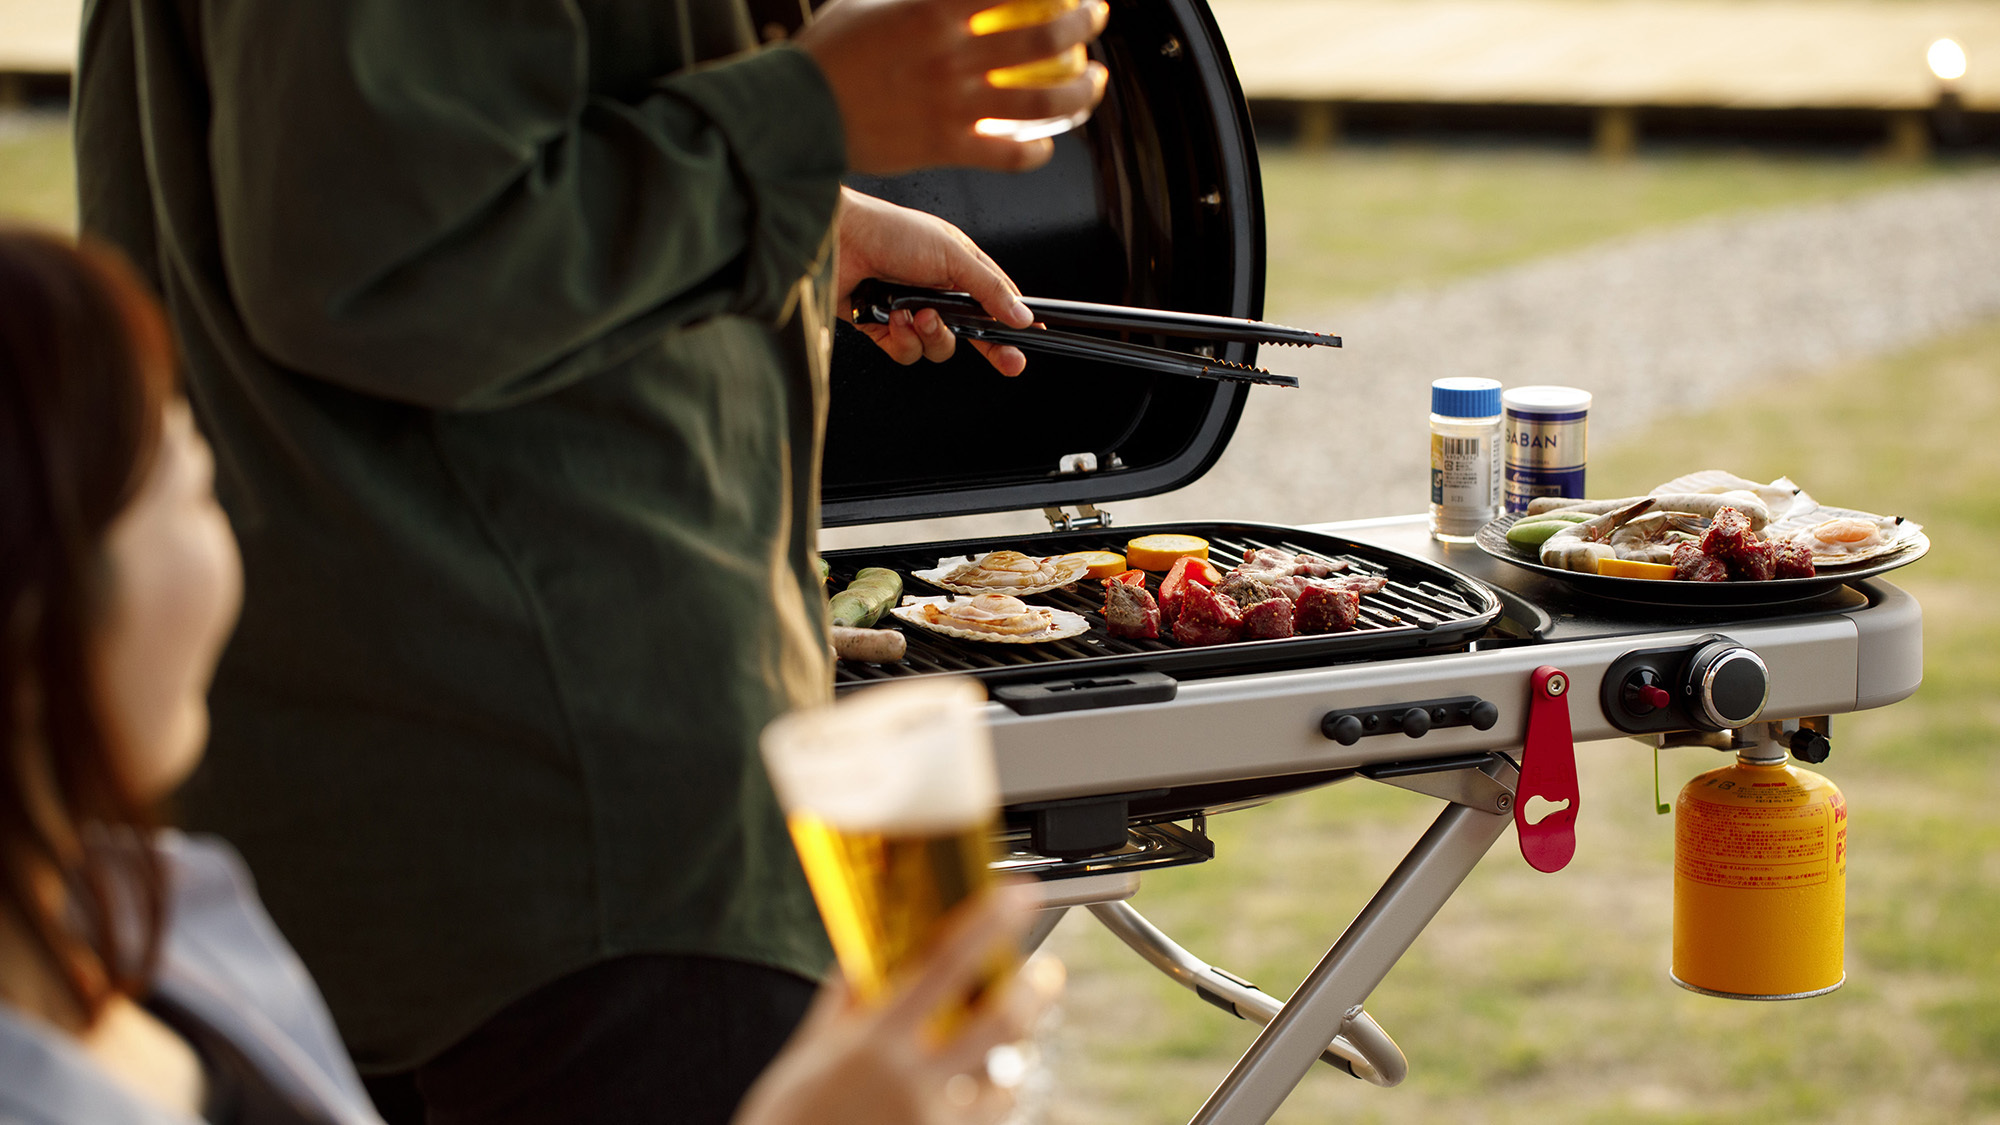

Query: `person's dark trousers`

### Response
(361, 954, 819, 1125)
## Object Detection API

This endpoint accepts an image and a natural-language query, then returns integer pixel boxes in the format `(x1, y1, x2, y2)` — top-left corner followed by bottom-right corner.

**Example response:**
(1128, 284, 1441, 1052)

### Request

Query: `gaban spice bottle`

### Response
(1503, 385, 1591, 514)
(1429, 378, 1503, 542)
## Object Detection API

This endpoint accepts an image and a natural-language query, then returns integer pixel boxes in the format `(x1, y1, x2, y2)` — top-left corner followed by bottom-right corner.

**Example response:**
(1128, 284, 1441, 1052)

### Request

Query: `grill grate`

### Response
(826, 522, 1502, 689)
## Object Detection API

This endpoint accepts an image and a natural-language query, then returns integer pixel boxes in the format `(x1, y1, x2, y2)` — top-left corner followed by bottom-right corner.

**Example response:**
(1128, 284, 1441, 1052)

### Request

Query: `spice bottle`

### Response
(1503, 385, 1592, 513)
(1429, 378, 1503, 542)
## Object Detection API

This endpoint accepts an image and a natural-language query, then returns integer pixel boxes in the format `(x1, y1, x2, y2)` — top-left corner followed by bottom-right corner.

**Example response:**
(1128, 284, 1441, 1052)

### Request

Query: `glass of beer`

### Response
(761, 677, 1009, 1028)
(969, 0, 1093, 142)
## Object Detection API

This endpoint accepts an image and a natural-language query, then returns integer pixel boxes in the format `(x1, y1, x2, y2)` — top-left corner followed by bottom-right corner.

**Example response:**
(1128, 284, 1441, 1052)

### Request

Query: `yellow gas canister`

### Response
(1672, 733, 1846, 1000)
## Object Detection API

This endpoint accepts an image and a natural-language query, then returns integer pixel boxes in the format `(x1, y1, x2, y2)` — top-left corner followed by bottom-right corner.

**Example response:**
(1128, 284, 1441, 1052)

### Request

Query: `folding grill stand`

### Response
(1021, 752, 1523, 1124)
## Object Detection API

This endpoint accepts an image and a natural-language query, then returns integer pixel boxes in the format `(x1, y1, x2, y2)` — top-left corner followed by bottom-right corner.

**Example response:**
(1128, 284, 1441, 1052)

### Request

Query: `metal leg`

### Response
(1087, 900, 1407, 1086)
(1023, 905, 1068, 956)
(1187, 755, 1520, 1125)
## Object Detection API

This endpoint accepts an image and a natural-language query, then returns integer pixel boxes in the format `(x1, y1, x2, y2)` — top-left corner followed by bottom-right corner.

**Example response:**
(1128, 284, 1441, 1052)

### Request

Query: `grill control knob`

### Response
(1470, 700, 1500, 731)
(1398, 707, 1431, 738)
(1325, 714, 1365, 746)
(1683, 641, 1769, 731)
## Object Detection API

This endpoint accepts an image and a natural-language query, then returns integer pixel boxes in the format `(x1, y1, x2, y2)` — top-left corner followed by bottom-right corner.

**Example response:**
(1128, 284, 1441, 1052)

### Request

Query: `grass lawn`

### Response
(1258, 144, 1963, 318)
(0, 112, 76, 231)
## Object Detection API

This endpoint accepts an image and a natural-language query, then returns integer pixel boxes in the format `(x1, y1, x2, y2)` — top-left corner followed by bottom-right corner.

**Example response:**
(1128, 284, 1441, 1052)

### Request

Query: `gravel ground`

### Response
(823, 168, 2000, 549)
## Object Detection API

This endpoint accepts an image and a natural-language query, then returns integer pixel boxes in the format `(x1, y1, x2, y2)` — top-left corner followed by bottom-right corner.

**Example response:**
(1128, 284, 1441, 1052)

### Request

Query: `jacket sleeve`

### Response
(204, 2, 847, 410)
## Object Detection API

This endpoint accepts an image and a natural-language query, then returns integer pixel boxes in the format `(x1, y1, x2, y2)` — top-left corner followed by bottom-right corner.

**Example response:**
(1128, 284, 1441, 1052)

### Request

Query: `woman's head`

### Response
(0, 229, 241, 1023)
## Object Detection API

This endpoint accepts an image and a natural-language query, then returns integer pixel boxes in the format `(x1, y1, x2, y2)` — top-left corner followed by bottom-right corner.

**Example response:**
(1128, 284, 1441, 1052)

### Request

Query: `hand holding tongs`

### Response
(849, 280, 1339, 388)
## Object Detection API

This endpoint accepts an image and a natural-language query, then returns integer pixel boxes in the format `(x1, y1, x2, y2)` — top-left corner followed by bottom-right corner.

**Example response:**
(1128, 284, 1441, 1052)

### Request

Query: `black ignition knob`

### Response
(1399, 707, 1432, 738)
(1683, 640, 1770, 732)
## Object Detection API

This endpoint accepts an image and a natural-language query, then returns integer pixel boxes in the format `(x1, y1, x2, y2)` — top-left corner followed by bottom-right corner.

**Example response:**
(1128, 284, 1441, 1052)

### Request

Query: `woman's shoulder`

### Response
(149, 831, 381, 1123)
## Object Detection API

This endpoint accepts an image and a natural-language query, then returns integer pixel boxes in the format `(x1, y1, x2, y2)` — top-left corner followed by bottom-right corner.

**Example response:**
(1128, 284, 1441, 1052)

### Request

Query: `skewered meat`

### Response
(1103, 579, 1161, 640)
(1241, 597, 1295, 639)
(1172, 584, 1244, 646)
(1294, 585, 1360, 633)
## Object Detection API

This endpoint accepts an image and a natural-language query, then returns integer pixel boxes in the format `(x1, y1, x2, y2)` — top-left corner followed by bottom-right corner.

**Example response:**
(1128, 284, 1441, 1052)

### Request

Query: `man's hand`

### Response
(732, 884, 1062, 1125)
(797, 0, 1109, 175)
(837, 189, 1033, 377)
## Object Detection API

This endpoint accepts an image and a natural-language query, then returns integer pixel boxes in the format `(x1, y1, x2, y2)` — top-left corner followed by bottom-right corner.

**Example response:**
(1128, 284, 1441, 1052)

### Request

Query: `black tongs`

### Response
(850, 280, 1340, 388)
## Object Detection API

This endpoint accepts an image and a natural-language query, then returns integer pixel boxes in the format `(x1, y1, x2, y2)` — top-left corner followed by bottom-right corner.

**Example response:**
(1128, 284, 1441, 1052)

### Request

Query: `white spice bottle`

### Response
(1429, 377, 1504, 542)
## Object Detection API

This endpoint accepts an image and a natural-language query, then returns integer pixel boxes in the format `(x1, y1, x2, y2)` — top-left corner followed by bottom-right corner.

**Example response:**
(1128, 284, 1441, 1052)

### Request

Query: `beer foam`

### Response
(761, 677, 999, 833)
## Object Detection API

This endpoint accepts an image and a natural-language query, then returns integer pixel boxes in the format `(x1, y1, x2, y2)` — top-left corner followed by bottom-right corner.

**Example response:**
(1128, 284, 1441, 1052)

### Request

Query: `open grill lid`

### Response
(823, 0, 1266, 527)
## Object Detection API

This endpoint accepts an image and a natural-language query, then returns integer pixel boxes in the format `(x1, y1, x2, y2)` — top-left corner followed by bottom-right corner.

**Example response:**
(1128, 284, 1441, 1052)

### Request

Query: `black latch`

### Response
(1321, 696, 1500, 746)
(1010, 789, 1170, 858)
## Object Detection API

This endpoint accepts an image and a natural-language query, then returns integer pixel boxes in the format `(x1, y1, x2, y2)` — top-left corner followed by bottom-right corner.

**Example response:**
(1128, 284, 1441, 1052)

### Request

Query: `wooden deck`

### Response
(1212, 0, 1998, 111)
(0, 0, 79, 75)
(6, 0, 1995, 122)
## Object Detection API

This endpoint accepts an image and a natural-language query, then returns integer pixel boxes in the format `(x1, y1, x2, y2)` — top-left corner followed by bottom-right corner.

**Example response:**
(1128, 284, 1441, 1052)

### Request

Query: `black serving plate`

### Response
(1475, 514, 1929, 607)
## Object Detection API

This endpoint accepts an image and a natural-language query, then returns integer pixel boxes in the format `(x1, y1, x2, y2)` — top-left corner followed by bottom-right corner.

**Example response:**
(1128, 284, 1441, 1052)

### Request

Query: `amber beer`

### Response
(969, 0, 1091, 141)
(761, 678, 1008, 1019)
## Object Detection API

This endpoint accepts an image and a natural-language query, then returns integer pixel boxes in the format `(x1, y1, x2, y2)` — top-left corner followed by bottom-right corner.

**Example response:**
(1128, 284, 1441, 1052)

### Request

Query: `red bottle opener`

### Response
(1516, 665, 1580, 873)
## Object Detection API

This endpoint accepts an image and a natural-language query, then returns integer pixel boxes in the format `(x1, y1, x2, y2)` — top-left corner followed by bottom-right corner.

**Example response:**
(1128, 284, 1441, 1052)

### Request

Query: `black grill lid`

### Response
(823, 0, 1266, 527)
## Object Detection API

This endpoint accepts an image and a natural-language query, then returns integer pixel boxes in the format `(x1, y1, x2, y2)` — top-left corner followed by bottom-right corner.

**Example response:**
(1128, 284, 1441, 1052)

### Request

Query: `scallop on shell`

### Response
(1780, 511, 1923, 567)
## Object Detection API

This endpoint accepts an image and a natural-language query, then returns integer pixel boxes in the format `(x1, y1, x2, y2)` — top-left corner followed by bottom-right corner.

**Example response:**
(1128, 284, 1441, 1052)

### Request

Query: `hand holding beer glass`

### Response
(762, 678, 1016, 1028)
(969, 0, 1096, 141)
(795, 0, 1108, 174)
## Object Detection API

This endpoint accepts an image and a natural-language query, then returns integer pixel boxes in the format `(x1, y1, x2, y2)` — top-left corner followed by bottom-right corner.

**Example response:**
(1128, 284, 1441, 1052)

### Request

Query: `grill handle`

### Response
(991, 671, 1178, 715)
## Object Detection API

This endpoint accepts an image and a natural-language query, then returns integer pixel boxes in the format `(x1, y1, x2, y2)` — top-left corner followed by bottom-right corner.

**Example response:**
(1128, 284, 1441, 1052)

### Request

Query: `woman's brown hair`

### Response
(0, 228, 176, 1024)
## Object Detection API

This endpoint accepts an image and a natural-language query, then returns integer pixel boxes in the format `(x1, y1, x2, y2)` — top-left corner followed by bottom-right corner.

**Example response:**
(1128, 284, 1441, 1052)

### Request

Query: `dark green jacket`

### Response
(76, 0, 844, 1071)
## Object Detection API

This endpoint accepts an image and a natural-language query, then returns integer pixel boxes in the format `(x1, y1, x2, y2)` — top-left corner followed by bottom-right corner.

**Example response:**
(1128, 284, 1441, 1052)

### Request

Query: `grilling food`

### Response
(829, 567, 902, 628)
(1099, 545, 1380, 646)
(1064, 550, 1130, 579)
(1103, 579, 1161, 639)
(1125, 533, 1210, 572)
(915, 550, 1090, 595)
(892, 594, 1091, 643)
(830, 625, 906, 663)
(1158, 556, 1222, 625)
(1294, 585, 1361, 633)
(1172, 582, 1243, 646)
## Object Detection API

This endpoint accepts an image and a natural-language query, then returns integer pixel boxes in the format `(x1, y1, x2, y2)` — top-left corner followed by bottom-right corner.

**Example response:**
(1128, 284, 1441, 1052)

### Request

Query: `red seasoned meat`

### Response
(1294, 584, 1360, 633)
(1241, 596, 1295, 639)
(1215, 571, 1275, 609)
(1172, 584, 1244, 646)
(1698, 506, 1755, 558)
(1771, 540, 1816, 579)
(1726, 539, 1777, 582)
(1103, 580, 1161, 640)
(1673, 542, 1730, 583)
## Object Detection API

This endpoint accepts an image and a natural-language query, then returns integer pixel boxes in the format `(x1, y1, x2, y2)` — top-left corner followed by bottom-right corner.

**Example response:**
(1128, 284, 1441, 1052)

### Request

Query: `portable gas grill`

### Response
(819, 0, 1926, 1119)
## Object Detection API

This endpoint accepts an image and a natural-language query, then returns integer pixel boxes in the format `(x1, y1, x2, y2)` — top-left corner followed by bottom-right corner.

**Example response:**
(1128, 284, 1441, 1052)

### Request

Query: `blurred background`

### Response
(5, 0, 1995, 1120)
